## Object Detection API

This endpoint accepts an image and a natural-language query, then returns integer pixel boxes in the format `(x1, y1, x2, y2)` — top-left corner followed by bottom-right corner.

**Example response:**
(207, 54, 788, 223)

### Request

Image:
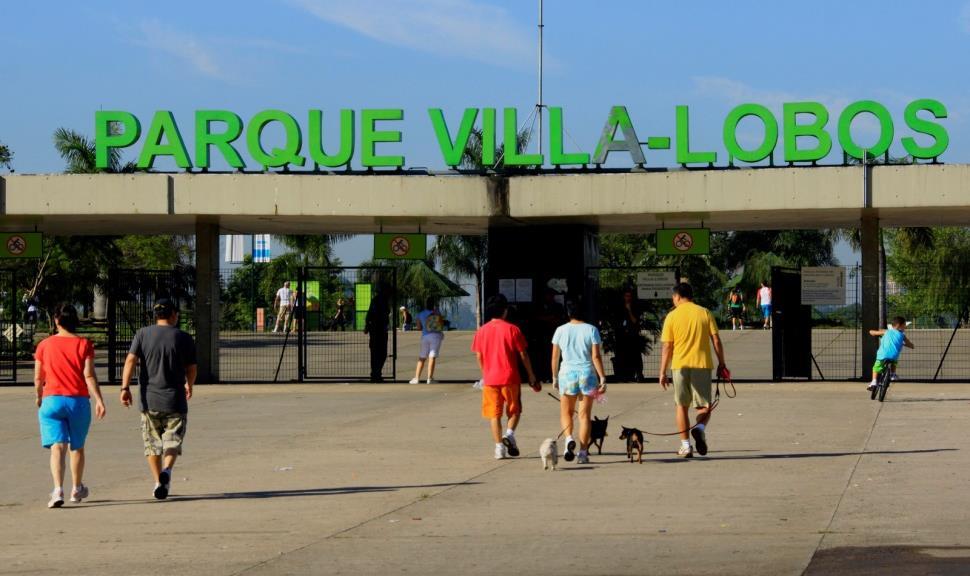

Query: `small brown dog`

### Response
(619, 426, 644, 464)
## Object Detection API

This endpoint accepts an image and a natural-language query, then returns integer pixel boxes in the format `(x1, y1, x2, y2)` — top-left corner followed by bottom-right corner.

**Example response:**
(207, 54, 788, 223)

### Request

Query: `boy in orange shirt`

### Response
(472, 295, 540, 459)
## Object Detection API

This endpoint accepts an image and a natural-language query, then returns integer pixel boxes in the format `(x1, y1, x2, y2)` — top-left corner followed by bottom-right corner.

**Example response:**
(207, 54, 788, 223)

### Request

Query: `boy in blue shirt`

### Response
(867, 316, 914, 390)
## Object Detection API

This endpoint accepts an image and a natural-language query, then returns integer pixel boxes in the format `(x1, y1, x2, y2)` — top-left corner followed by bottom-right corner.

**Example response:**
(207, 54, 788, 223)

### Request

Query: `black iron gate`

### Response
(299, 266, 397, 381)
(586, 266, 679, 382)
(0, 270, 17, 382)
(771, 267, 812, 380)
(108, 268, 195, 383)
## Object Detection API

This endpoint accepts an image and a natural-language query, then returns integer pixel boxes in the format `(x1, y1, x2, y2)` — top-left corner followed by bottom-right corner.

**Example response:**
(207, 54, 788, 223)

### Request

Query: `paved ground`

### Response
(2, 381, 969, 575)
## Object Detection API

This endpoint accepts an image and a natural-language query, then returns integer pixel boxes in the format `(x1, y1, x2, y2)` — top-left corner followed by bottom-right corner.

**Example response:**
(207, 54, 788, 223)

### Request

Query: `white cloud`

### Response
(133, 19, 228, 80)
(287, 0, 535, 68)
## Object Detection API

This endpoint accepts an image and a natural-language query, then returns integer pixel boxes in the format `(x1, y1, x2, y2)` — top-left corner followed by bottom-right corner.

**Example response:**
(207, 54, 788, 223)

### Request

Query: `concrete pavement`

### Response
(1, 382, 968, 575)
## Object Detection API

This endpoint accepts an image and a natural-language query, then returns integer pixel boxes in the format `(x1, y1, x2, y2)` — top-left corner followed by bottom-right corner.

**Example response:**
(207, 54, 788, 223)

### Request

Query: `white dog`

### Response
(539, 438, 558, 471)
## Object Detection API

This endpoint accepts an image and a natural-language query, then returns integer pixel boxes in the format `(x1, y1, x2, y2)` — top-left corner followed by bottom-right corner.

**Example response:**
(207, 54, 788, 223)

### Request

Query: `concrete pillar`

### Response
(860, 211, 880, 379)
(484, 224, 599, 382)
(194, 220, 220, 383)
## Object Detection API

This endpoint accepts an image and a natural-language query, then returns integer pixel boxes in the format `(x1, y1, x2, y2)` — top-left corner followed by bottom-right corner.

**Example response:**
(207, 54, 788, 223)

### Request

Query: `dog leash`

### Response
(641, 371, 736, 437)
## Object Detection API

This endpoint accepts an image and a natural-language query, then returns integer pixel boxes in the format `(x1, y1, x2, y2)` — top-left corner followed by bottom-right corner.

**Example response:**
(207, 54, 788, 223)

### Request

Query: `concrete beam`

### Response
(3, 164, 970, 235)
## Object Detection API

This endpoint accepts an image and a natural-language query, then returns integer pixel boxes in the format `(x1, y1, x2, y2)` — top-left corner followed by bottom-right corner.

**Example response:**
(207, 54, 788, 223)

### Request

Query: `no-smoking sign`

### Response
(656, 228, 710, 256)
(374, 233, 427, 260)
(390, 236, 411, 257)
(0, 232, 42, 259)
(672, 232, 694, 252)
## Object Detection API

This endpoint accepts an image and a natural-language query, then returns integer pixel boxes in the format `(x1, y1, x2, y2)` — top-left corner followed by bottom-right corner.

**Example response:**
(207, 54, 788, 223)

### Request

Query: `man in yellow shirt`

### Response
(659, 283, 727, 458)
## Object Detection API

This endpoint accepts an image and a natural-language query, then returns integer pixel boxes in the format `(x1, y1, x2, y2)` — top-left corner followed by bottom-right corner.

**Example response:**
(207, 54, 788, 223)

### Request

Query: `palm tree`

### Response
(0, 141, 12, 171)
(427, 125, 533, 326)
(53, 127, 137, 173)
(274, 234, 352, 267)
(430, 235, 487, 326)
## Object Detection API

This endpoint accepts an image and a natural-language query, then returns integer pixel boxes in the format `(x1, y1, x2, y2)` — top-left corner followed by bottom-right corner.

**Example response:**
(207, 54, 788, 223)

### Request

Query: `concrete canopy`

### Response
(2, 164, 969, 235)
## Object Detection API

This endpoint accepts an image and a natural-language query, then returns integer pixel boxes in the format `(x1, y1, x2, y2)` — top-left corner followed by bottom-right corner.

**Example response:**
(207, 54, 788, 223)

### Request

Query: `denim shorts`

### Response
(38, 395, 91, 450)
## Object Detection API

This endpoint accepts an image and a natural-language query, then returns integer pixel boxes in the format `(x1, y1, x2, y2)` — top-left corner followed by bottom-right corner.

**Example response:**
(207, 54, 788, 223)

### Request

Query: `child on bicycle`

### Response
(867, 316, 913, 390)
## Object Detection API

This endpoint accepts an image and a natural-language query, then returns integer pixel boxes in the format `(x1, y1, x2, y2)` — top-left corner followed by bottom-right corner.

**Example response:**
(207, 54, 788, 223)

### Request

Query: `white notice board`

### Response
(498, 279, 516, 302)
(637, 270, 677, 300)
(515, 278, 533, 303)
(801, 267, 846, 305)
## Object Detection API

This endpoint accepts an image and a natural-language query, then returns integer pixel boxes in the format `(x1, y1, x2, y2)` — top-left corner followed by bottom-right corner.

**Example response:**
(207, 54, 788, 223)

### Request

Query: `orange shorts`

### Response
(481, 384, 521, 419)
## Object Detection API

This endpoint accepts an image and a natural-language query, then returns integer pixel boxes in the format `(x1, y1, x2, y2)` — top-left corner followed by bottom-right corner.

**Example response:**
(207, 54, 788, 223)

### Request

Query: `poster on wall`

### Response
(801, 267, 846, 305)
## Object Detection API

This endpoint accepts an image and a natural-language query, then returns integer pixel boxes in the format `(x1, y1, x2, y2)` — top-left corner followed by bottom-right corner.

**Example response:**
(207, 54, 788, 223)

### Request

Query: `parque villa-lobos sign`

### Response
(94, 100, 949, 171)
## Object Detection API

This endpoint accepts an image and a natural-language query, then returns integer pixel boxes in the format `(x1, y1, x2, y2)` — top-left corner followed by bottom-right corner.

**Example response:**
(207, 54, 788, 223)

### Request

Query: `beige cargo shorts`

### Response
(141, 411, 188, 456)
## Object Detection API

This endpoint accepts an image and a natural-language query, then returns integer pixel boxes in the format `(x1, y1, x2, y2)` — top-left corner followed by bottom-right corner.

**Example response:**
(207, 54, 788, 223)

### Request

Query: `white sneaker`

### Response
(494, 444, 508, 459)
(408, 378, 420, 384)
(577, 450, 589, 464)
(677, 444, 694, 458)
(563, 437, 576, 462)
(891, 373, 899, 381)
(70, 484, 89, 503)
(47, 489, 64, 509)
(867, 381, 877, 390)
(426, 378, 438, 384)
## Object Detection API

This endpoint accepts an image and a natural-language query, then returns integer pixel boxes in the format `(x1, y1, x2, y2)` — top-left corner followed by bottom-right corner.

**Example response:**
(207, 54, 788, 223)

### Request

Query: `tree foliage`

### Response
(0, 140, 13, 170)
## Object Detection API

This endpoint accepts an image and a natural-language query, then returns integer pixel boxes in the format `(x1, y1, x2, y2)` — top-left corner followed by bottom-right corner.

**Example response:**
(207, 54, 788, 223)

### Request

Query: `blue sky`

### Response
(3, 0, 970, 263)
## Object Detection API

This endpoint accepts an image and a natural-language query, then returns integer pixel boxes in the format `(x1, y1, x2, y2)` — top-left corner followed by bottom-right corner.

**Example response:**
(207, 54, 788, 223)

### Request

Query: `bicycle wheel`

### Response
(877, 369, 891, 402)
(870, 377, 879, 400)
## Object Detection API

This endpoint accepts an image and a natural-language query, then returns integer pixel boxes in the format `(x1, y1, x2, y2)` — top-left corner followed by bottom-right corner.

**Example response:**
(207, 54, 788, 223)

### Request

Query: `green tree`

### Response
(885, 227, 969, 325)
(0, 140, 13, 171)
(430, 235, 486, 326)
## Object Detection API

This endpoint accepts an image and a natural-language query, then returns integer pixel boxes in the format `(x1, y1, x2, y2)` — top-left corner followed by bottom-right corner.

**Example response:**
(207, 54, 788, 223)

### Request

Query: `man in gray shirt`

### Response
(120, 298, 197, 500)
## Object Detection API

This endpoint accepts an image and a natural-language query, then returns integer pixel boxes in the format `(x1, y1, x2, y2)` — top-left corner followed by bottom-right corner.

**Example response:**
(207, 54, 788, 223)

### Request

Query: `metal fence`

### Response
(219, 266, 299, 383)
(0, 270, 18, 382)
(299, 266, 397, 381)
(886, 262, 970, 382)
(810, 265, 862, 380)
(586, 266, 678, 382)
(108, 268, 195, 383)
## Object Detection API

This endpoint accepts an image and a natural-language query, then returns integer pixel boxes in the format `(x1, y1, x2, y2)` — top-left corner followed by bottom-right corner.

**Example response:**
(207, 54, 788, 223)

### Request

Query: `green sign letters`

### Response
(94, 99, 949, 170)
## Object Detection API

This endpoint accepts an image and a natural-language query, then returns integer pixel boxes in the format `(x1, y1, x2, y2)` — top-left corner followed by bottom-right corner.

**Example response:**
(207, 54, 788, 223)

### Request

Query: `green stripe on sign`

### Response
(0, 233, 43, 258)
(656, 229, 710, 256)
(374, 233, 427, 260)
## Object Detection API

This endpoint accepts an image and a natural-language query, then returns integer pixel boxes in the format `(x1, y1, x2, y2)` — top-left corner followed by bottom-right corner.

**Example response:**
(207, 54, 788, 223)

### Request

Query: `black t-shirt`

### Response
(129, 324, 197, 414)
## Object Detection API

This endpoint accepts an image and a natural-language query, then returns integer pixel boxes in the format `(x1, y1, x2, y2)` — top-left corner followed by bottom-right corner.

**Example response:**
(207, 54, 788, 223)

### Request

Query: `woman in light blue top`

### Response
(551, 300, 607, 464)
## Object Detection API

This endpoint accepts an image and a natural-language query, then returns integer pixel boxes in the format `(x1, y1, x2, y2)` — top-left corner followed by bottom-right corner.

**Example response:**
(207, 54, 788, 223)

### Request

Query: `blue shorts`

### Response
(761, 304, 772, 318)
(38, 396, 91, 450)
(558, 367, 598, 397)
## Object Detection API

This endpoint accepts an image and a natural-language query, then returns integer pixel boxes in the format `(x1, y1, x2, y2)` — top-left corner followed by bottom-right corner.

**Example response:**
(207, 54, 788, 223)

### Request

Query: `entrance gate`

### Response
(0, 270, 18, 382)
(585, 266, 679, 381)
(771, 267, 812, 380)
(299, 266, 397, 381)
(108, 268, 195, 383)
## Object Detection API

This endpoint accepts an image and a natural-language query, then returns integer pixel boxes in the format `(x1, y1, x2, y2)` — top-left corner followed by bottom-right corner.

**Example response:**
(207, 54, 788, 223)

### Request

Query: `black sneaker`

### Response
(691, 428, 708, 456)
(563, 438, 576, 462)
(502, 435, 520, 457)
(154, 470, 170, 500)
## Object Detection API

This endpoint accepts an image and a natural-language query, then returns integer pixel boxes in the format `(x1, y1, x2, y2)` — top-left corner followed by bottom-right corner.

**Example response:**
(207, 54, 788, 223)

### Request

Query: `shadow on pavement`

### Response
(81, 481, 481, 507)
(804, 545, 970, 575)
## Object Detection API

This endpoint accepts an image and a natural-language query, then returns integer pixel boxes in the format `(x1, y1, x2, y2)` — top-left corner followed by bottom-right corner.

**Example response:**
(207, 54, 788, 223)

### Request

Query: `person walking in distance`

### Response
(120, 298, 197, 500)
(727, 288, 745, 331)
(658, 283, 728, 458)
(410, 297, 447, 384)
(34, 304, 107, 508)
(757, 281, 773, 330)
(472, 295, 539, 459)
(365, 287, 391, 383)
(273, 281, 293, 333)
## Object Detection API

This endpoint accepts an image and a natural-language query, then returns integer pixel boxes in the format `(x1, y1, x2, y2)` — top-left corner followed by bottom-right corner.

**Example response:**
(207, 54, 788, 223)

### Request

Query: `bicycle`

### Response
(870, 360, 896, 402)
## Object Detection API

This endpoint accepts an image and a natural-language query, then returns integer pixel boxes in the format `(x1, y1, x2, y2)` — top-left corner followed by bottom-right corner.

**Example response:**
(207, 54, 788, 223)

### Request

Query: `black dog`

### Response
(590, 415, 609, 455)
(619, 426, 644, 464)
